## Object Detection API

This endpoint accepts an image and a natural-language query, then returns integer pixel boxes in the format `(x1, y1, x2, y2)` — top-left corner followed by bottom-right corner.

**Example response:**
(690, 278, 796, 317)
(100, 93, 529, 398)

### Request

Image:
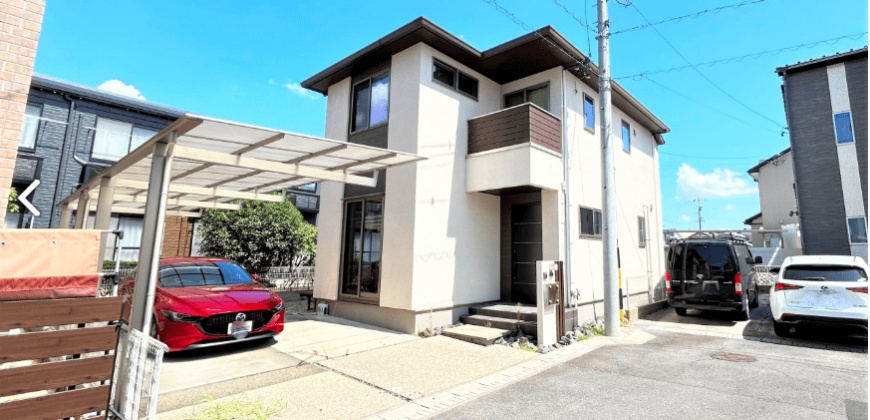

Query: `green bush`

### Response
(184, 396, 285, 420)
(102, 260, 138, 270)
(7, 186, 18, 213)
(197, 196, 316, 271)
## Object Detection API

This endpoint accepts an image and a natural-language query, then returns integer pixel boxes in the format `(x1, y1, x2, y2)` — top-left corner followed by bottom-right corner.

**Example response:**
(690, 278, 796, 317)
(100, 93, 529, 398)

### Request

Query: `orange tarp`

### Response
(0, 229, 101, 300)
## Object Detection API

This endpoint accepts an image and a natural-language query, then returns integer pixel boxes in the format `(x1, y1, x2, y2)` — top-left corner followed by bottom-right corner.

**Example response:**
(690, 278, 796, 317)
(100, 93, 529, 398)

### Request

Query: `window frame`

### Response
(503, 82, 550, 111)
(578, 206, 603, 239)
(90, 117, 162, 163)
(846, 216, 868, 244)
(338, 194, 385, 304)
(638, 216, 646, 248)
(349, 70, 391, 135)
(621, 120, 631, 153)
(583, 94, 595, 133)
(19, 104, 42, 151)
(431, 59, 479, 101)
(832, 111, 856, 145)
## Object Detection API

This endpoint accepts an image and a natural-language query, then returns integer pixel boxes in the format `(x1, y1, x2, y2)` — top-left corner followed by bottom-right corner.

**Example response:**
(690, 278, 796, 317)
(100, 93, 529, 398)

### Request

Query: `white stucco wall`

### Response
(466, 144, 563, 193)
(757, 151, 799, 231)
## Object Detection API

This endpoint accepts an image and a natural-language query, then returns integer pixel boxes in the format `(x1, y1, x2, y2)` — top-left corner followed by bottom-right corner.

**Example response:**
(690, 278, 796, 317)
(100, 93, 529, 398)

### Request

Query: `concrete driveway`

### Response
(637, 292, 868, 352)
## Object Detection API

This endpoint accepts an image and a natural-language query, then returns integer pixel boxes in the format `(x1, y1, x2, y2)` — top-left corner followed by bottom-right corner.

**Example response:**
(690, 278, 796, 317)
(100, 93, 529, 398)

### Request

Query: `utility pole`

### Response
(695, 196, 703, 230)
(597, 0, 620, 337)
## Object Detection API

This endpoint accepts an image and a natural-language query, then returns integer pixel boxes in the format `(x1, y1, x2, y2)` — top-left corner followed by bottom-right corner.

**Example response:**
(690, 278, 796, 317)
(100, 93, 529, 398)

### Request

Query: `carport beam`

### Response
(130, 139, 174, 334)
(94, 176, 116, 267)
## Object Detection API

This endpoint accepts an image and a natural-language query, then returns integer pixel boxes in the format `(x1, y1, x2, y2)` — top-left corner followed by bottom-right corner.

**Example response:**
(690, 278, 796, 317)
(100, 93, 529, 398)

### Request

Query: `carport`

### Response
(58, 113, 424, 335)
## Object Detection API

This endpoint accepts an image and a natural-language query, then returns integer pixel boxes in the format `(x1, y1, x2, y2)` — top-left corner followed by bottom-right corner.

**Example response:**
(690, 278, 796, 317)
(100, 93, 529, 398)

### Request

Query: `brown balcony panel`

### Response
(468, 104, 561, 155)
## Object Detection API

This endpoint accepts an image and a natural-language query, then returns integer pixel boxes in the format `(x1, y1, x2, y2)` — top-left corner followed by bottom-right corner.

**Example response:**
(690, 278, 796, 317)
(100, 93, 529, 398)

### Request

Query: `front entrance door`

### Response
(511, 203, 542, 304)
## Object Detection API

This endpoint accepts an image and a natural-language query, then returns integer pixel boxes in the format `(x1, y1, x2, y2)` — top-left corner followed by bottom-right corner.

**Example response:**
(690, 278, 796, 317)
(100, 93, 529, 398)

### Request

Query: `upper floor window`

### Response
(432, 60, 478, 99)
(583, 94, 595, 132)
(579, 206, 602, 238)
(505, 84, 548, 111)
(20, 104, 41, 149)
(847, 216, 867, 244)
(352, 72, 390, 133)
(92, 117, 158, 162)
(621, 121, 631, 153)
(833, 111, 854, 144)
(638, 216, 647, 248)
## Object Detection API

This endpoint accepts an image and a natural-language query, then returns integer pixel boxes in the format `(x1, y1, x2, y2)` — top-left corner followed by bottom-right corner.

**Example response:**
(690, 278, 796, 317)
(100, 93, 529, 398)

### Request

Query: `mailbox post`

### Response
(536, 260, 559, 348)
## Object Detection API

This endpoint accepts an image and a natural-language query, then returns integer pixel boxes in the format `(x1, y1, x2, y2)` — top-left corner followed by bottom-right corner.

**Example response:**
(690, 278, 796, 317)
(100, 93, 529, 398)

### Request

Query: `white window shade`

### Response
(131, 127, 158, 152)
(92, 118, 133, 161)
(20, 104, 41, 149)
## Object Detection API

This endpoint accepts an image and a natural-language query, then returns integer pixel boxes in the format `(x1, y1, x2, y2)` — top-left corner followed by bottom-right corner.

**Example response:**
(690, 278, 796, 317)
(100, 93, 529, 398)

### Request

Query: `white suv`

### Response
(770, 255, 868, 337)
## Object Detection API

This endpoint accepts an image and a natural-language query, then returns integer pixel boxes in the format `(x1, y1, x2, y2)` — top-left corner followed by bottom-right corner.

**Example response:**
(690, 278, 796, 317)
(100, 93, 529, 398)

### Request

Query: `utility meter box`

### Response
(536, 260, 559, 348)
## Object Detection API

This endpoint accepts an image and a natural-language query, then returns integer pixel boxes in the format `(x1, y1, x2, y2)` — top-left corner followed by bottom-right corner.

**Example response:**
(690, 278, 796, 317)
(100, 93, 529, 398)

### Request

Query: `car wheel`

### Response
(773, 320, 790, 337)
(737, 297, 751, 321)
(750, 290, 760, 309)
(675, 307, 687, 316)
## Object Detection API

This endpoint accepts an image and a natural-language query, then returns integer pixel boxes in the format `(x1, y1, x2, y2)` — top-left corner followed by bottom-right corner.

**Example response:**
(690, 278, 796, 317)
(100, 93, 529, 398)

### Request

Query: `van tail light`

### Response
(665, 271, 672, 292)
(734, 272, 743, 295)
(848, 287, 868, 294)
(774, 283, 804, 291)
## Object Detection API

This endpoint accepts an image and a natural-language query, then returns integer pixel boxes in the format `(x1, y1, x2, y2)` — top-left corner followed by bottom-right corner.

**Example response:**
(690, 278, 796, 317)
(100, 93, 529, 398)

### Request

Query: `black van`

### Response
(666, 238, 760, 320)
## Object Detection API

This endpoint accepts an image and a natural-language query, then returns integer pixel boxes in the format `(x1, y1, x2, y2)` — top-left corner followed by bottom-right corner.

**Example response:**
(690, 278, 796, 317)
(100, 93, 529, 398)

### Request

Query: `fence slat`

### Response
(0, 296, 122, 330)
(0, 385, 109, 420)
(0, 355, 114, 398)
(0, 326, 118, 363)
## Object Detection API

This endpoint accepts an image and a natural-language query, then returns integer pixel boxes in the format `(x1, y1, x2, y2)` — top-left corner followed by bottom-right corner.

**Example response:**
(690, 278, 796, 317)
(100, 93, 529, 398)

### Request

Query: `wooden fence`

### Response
(0, 296, 123, 420)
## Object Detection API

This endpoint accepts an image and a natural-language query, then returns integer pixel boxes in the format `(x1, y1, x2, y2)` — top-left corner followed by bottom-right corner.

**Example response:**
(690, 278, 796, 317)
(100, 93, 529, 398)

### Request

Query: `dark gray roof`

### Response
(301, 17, 669, 141)
(747, 147, 791, 175)
(30, 73, 186, 119)
(744, 212, 763, 225)
(775, 46, 868, 75)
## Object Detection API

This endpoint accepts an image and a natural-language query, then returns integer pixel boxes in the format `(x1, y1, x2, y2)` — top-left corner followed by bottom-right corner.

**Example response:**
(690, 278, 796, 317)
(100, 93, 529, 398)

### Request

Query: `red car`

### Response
(119, 257, 285, 352)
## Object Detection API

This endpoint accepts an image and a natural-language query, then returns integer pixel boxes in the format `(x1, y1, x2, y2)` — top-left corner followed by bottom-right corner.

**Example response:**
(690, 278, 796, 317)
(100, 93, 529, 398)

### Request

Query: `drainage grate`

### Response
(710, 352, 756, 362)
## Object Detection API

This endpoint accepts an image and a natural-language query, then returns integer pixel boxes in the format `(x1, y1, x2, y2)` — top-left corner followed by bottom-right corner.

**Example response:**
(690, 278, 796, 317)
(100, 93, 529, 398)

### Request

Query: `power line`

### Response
(611, 0, 773, 35)
(640, 74, 783, 135)
(549, 0, 597, 33)
(614, 32, 868, 79)
(630, 3, 787, 131)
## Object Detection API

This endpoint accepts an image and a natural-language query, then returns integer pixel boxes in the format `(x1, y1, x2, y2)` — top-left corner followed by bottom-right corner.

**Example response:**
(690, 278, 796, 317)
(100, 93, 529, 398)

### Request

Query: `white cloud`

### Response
(726, 204, 734, 210)
(676, 163, 757, 199)
(97, 80, 145, 100)
(283, 81, 318, 99)
(680, 215, 691, 222)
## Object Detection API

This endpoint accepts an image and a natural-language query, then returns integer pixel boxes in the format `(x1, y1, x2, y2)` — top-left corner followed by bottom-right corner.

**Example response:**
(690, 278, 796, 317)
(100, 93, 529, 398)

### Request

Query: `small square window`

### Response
(833, 111, 854, 144)
(847, 217, 867, 244)
(432, 61, 455, 88)
(583, 95, 595, 131)
(579, 207, 602, 238)
(457, 72, 478, 99)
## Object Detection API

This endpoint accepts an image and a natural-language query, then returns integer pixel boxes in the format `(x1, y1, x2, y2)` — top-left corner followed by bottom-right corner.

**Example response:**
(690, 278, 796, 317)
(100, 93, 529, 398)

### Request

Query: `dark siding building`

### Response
(777, 47, 868, 260)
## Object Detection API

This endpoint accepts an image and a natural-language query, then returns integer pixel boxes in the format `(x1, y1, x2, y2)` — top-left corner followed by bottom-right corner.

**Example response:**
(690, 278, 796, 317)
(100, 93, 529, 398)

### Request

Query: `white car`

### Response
(770, 255, 868, 337)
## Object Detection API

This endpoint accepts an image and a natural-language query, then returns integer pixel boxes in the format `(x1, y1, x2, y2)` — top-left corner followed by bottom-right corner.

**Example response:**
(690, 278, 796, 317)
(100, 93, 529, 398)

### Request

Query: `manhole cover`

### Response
(710, 352, 756, 362)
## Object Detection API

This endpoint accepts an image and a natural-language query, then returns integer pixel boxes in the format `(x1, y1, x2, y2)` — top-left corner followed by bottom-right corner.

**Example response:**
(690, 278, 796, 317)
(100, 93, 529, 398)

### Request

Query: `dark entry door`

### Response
(511, 203, 543, 304)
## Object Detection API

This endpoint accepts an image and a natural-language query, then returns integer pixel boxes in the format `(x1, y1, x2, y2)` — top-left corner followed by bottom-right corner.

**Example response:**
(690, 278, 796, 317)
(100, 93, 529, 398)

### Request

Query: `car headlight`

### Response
(161, 310, 202, 322)
(271, 301, 285, 313)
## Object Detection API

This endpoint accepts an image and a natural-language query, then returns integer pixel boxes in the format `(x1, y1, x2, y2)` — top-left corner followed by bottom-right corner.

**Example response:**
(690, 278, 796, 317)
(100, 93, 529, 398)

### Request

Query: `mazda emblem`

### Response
(696, 274, 704, 280)
(235, 313, 246, 322)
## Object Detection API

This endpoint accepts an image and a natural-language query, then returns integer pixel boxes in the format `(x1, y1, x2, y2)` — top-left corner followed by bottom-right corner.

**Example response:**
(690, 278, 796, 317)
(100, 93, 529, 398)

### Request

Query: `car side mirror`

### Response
(754, 256, 762, 264)
(251, 274, 260, 281)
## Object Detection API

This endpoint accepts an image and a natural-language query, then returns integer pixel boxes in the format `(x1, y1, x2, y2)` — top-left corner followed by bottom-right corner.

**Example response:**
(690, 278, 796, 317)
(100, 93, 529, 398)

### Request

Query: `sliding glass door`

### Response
(340, 196, 383, 302)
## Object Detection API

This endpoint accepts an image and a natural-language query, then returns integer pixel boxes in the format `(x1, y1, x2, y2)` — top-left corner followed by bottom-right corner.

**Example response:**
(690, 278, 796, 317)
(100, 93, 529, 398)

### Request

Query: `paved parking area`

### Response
(637, 293, 867, 352)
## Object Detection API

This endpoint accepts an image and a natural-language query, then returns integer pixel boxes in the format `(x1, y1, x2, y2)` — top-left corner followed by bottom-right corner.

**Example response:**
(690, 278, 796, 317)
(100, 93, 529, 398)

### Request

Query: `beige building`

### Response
(745, 148, 799, 247)
(302, 18, 670, 334)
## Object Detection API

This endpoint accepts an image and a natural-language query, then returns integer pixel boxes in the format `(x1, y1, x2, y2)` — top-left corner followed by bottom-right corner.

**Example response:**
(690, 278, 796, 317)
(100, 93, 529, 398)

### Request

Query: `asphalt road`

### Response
(430, 327, 868, 420)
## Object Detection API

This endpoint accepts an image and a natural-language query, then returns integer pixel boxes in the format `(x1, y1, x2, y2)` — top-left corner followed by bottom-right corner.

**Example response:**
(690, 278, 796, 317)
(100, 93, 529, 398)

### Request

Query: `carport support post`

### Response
(130, 139, 174, 333)
(94, 176, 116, 267)
(73, 189, 91, 229)
(59, 204, 72, 229)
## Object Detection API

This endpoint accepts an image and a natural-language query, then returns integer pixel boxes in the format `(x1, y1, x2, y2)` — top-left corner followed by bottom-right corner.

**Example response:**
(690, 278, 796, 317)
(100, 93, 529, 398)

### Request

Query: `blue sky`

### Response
(35, 0, 868, 229)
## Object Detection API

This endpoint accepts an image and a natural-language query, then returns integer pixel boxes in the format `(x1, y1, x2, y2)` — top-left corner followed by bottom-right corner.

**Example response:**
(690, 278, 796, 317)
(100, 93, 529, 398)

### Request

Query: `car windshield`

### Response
(783, 265, 867, 282)
(159, 262, 255, 288)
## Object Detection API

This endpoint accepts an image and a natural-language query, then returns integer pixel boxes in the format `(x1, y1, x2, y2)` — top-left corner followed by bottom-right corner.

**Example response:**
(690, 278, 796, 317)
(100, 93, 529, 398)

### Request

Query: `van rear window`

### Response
(684, 244, 734, 272)
(783, 265, 867, 282)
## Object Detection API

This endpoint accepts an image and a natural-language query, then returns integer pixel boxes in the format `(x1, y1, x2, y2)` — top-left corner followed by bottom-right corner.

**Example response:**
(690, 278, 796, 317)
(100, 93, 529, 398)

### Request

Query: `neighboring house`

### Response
(9, 74, 193, 260)
(302, 18, 670, 334)
(287, 183, 321, 225)
(745, 148, 800, 247)
(776, 47, 868, 261)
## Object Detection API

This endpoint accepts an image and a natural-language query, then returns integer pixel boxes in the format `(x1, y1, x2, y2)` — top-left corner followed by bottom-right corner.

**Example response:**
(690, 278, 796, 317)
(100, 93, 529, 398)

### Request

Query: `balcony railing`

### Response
(468, 103, 561, 155)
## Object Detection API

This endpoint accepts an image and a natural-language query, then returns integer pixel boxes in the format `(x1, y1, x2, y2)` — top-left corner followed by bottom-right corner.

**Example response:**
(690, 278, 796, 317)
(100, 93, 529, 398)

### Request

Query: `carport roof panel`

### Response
(61, 114, 425, 211)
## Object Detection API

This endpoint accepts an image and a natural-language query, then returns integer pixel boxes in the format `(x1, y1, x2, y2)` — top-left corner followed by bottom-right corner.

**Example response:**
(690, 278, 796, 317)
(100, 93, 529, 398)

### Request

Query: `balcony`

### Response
(466, 103, 563, 194)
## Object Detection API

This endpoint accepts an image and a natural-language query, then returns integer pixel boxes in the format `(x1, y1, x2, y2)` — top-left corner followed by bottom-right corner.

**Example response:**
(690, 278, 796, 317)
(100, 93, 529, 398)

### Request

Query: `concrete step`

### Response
(469, 303, 537, 322)
(459, 314, 537, 336)
(442, 325, 511, 346)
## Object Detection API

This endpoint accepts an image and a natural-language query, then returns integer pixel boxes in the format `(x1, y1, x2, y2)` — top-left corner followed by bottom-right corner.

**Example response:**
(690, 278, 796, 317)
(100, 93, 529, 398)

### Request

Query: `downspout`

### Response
(561, 69, 573, 306)
(49, 94, 79, 227)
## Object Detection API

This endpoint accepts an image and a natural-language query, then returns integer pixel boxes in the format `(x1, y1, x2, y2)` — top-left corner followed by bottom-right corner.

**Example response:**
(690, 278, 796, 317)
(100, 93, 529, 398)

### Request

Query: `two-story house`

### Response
(302, 18, 670, 334)
(776, 47, 868, 261)
(745, 148, 800, 247)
